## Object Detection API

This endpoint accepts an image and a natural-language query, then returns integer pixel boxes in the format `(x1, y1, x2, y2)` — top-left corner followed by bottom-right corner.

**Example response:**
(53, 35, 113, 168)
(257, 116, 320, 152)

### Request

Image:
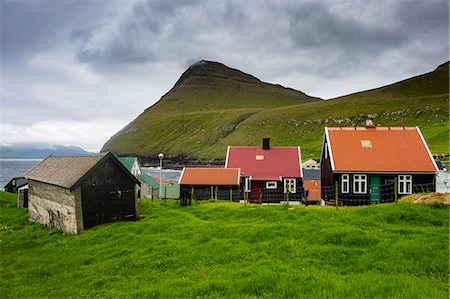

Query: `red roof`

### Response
(178, 168, 240, 185)
(225, 146, 302, 180)
(325, 127, 438, 173)
(151, 176, 170, 185)
(304, 180, 321, 201)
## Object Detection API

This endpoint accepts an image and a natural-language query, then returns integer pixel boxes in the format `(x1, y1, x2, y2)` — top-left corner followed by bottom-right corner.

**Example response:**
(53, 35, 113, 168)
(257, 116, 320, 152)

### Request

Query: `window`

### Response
(360, 140, 372, 148)
(341, 174, 349, 193)
(266, 181, 277, 189)
(284, 178, 296, 193)
(353, 174, 367, 194)
(244, 177, 251, 192)
(398, 175, 412, 194)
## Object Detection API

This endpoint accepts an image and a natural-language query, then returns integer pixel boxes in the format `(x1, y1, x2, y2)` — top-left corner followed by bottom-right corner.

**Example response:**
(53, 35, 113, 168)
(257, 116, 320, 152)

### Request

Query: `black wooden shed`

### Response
(25, 152, 140, 233)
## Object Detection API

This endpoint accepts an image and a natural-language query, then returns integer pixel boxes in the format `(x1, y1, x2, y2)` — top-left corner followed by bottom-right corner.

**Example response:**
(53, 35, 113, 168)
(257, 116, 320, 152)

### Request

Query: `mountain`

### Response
(102, 60, 321, 163)
(102, 61, 449, 165)
(0, 143, 90, 159)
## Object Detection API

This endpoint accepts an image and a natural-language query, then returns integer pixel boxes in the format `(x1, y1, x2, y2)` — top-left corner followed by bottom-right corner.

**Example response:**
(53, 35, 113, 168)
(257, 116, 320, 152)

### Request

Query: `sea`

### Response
(0, 159, 42, 190)
(0, 159, 181, 190)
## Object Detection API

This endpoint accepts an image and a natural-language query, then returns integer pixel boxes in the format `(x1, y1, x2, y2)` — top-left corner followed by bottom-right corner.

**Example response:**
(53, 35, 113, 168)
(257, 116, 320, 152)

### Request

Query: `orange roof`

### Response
(304, 180, 321, 201)
(325, 127, 438, 173)
(151, 176, 170, 185)
(178, 168, 240, 185)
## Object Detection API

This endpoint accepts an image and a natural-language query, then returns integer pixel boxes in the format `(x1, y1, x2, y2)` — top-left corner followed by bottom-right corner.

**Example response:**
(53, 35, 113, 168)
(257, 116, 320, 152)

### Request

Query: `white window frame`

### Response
(266, 181, 277, 189)
(244, 177, 251, 192)
(284, 178, 296, 193)
(353, 174, 367, 194)
(341, 174, 349, 193)
(398, 175, 412, 194)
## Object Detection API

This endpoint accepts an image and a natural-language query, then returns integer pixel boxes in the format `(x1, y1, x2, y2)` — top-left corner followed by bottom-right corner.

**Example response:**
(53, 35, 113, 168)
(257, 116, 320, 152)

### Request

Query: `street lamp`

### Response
(158, 153, 164, 199)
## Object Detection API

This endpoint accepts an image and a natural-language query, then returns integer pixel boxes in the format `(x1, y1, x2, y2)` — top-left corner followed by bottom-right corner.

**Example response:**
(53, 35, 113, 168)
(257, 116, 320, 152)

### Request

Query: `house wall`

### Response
(322, 173, 436, 205)
(320, 145, 334, 187)
(436, 171, 450, 193)
(17, 187, 28, 208)
(80, 158, 138, 228)
(139, 180, 154, 198)
(28, 180, 83, 234)
(161, 184, 180, 199)
(180, 185, 241, 201)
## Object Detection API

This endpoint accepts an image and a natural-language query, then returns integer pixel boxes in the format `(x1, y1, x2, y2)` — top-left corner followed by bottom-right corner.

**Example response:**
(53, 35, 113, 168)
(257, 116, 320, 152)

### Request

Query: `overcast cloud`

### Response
(1, 0, 448, 151)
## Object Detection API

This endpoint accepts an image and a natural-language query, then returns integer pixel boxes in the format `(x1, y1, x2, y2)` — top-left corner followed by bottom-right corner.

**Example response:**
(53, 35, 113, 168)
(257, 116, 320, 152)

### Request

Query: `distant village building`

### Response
(138, 174, 180, 199)
(118, 157, 142, 176)
(225, 138, 304, 203)
(4, 177, 27, 194)
(178, 168, 240, 201)
(302, 159, 320, 170)
(320, 126, 438, 205)
(302, 169, 321, 203)
(25, 152, 140, 234)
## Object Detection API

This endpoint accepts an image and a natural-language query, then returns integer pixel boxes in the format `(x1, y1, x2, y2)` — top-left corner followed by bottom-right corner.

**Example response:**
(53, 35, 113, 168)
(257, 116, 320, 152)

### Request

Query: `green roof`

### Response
(138, 173, 160, 189)
(118, 157, 137, 173)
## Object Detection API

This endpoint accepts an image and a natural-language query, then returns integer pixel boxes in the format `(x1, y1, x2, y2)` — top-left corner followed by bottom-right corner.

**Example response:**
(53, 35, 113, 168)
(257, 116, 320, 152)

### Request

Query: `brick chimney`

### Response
(262, 138, 270, 150)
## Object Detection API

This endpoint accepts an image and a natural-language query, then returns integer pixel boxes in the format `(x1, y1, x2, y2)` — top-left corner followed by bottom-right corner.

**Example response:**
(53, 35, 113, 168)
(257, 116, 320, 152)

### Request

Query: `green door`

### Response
(370, 176, 381, 203)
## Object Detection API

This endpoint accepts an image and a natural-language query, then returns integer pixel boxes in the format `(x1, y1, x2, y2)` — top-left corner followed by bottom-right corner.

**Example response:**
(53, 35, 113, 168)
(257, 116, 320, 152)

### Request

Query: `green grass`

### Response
(102, 62, 449, 162)
(1, 191, 448, 298)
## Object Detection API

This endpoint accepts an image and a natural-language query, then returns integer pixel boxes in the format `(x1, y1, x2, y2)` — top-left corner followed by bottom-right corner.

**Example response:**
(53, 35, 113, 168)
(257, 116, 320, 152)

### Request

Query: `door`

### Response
(82, 184, 135, 230)
(251, 182, 264, 202)
(370, 176, 381, 203)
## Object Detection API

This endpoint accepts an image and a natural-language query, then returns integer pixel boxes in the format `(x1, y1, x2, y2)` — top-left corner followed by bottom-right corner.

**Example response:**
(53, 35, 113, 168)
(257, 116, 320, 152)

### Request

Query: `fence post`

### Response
(211, 186, 213, 200)
(259, 189, 262, 205)
(287, 191, 289, 206)
(191, 186, 194, 206)
(335, 181, 339, 210)
(394, 178, 398, 203)
(230, 188, 232, 201)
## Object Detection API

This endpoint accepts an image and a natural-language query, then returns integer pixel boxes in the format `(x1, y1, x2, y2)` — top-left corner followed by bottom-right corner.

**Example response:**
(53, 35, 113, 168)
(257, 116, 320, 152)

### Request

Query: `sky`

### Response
(1, 0, 449, 152)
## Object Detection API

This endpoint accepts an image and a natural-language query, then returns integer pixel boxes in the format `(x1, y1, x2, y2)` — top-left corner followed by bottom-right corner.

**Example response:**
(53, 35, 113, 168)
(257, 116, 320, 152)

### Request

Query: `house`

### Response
(4, 177, 28, 193)
(225, 138, 304, 203)
(178, 168, 240, 201)
(25, 152, 140, 234)
(320, 126, 438, 205)
(118, 157, 141, 176)
(138, 173, 161, 199)
(138, 174, 180, 199)
(302, 159, 320, 169)
(303, 169, 321, 204)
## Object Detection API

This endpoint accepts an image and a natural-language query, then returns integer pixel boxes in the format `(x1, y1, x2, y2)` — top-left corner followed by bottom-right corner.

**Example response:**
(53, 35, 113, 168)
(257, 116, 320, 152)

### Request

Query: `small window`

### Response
(361, 140, 372, 148)
(398, 175, 412, 194)
(256, 155, 264, 160)
(353, 174, 367, 194)
(266, 181, 277, 189)
(284, 178, 296, 193)
(341, 174, 349, 193)
(244, 178, 251, 192)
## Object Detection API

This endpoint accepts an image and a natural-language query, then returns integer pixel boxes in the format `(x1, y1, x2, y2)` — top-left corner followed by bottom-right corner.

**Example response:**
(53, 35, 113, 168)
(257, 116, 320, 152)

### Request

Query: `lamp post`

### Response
(158, 153, 164, 199)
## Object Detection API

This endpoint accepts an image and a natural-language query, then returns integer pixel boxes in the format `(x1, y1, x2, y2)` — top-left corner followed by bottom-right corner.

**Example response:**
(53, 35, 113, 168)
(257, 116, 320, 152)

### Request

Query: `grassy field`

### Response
(102, 61, 449, 162)
(1, 191, 448, 298)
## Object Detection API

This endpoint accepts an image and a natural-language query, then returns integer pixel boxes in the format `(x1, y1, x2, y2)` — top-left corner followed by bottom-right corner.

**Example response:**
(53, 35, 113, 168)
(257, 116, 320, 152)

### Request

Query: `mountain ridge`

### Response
(102, 60, 449, 165)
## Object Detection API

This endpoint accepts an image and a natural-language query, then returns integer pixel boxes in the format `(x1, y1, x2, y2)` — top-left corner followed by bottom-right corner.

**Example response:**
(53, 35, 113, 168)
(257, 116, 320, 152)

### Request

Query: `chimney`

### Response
(262, 138, 270, 150)
(365, 114, 376, 128)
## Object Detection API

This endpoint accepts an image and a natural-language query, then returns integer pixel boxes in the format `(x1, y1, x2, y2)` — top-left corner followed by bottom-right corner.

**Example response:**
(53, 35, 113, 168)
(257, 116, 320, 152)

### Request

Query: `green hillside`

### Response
(102, 61, 449, 164)
(2, 193, 448, 298)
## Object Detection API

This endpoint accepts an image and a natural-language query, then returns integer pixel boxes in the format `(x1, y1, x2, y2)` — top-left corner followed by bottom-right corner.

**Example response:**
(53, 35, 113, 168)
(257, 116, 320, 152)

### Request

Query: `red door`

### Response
(251, 181, 264, 202)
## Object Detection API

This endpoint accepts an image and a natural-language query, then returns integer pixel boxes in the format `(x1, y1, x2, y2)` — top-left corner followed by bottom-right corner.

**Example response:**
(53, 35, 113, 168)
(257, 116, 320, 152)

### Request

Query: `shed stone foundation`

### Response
(28, 180, 83, 234)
